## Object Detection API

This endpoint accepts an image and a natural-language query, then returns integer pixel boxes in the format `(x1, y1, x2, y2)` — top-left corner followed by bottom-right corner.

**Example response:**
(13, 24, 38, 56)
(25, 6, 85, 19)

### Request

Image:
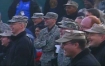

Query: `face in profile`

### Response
(35, 27, 41, 38)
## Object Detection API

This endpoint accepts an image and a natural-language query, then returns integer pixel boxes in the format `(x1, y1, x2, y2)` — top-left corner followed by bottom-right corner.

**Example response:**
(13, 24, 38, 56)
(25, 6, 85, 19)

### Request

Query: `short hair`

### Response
(86, 8, 100, 18)
(70, 39, 87, 50)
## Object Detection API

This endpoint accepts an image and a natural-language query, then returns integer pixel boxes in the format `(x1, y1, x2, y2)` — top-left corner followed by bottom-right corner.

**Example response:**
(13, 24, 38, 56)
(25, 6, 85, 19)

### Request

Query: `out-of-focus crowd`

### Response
(0, 0, 105, 66)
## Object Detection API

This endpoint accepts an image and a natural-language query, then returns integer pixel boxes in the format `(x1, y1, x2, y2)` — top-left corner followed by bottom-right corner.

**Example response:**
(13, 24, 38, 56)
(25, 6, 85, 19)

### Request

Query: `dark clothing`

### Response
(8, 0, 41, 19)
(90, 40, 105, 66)
(28, 21, 45, 37)
(44, 0, 68, 21)
(0, 43, 12, 65)
(68, 48, 101, 66)
(2, 31, 34, 66)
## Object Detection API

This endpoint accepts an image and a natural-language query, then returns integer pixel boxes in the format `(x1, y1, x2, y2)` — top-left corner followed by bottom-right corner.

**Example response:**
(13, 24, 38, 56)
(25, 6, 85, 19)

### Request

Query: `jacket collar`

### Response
(71, 48, 91, 65)
(11, 31, 26, 41)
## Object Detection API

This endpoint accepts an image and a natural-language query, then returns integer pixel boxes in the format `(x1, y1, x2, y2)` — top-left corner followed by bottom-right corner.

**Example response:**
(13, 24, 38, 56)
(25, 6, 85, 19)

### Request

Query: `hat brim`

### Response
(8, 20, 16, 23)
(44, 16, 50, 19)
(56, 37, 71, 43)
(85, 29, 100, 33)
(31, 16, 39, 19)
(59, 25, 67, 28)
(0, 33, 11, 36)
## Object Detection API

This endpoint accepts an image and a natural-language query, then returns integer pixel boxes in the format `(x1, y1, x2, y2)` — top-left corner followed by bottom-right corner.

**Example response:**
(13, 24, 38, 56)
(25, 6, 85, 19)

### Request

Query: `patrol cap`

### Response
(0, 30, 12, 36)
(85, 24, 105, 34)
(8, 15, 28, 23)
(64, 1, 78, 8)
(44, 12, 58, 19)
(58, 17, 70, 24)
(0, 22, 11, 33)
(56, 30, 86, 43)
(59, 19, 79, 30)
(31, 13, 44, 18)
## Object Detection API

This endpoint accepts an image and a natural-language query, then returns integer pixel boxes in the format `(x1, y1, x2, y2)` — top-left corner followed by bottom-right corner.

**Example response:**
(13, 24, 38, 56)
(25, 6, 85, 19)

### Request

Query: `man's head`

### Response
(58, 17, 79, 36)
(8, 15, 28, 35)
(56, 30, 86, 58)
(85, 24, 105, 47)
(31, 13, 44, 25)
(44, 12, 58, 27)
(83, 0, 94, 9)
(64, 1, 78, 15)
(81, 16, 101, 31)
(85, 8, 100, 18)
(0, 30, 12, 47)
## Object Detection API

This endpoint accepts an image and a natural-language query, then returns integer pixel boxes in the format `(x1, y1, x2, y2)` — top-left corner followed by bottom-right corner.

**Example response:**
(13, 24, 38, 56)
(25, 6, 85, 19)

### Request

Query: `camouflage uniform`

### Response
(58, 18, 79, 66)
(34, 12, 60, 66)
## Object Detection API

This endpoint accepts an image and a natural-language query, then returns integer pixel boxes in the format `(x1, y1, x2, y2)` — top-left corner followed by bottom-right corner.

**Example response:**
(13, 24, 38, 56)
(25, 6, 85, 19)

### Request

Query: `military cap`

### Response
(31, 13, 44, 18)
(0, 22, 11, 33)
(56, 30, 86, 43)
(85, 24, 105, 34)
(58, 17, 70, 24)
(8, 15, 28, 23)
(58, 18, 79, 30)
(0, 30, 12, 36)
(44, 12, 58, 19)
(65, 1, 78, 8)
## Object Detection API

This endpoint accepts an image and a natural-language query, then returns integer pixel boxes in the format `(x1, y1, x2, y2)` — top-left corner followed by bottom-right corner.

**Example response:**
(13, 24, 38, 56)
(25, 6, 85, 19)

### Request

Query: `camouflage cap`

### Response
(0, 22, 11, 33)
(8, 15, 28, 23)
(58, 18, 79, 30)
(44, 12, 58, 19)
(85, 24, 105, 34)
(31, 13, 44, 18)
(0, 30, 12, 36)
(56, 30, 86, 43)
(65, 1, 78, 8)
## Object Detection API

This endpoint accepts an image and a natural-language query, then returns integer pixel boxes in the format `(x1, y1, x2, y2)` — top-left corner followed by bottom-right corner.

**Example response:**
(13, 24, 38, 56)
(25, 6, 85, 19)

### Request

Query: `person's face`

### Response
(87, 33, 103, 47)
(32, 18, 42, 25)
(9, 22, 22, 35)
(1, 36, 10, 46)
(35, 28, 41, 37)
(62, 41, 76, 57)
(44, 18, 56, 26)
(65, 5, 77, 15)
(75, 18, 83, 27)
(83, 0, 93, 9)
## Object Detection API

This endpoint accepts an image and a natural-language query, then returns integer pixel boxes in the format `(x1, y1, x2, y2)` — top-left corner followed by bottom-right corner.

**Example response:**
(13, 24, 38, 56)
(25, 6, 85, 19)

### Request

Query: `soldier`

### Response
(34, 12, 60, 66)
(85, 24, 105, 66)
(57, 18, 79, 66)
(29, 13, 45, 37)
(3, 15, 34, 66)
(56, 30, 101, 66)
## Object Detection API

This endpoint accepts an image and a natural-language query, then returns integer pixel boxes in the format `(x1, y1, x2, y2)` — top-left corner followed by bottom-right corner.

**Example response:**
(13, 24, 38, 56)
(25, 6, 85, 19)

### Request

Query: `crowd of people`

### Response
(0, 0, 105, 66)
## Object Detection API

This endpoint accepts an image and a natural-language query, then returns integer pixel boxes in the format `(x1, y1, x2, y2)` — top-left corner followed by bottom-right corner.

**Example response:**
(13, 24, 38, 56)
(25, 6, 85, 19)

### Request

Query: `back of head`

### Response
(86, 8, 100, 18)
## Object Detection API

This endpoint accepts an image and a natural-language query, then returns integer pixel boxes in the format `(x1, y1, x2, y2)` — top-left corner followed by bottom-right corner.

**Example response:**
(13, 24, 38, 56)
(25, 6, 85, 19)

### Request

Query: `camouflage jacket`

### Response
(34, 25, 60, 63)
(58, 47, 71, 66)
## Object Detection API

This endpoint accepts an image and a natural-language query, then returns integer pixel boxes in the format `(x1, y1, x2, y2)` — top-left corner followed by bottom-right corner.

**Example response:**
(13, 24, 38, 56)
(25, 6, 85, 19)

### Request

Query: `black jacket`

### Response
(90, 40, 105, 66)
(28, 21, 45, 37)
(8, 0, 41, 19)
(2, 31, 34, 66)
(68, 48, 101, 66)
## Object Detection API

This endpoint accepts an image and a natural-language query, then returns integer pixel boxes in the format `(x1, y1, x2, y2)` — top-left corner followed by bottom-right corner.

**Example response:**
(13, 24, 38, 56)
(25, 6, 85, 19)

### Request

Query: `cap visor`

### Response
(59, 25, 67, 28)
(31, 16, 38, 18)
(0, 33, 9, 36)
(56, 38, 70, 43)
(8, 20, 16, 23)
(85, 29, 100, 33)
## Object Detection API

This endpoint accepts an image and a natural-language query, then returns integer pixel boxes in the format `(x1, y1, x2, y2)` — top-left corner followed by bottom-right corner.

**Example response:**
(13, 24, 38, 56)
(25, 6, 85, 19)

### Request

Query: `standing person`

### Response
(0, 30, 12, 65)
(56, 30, 101, 66)
(43, 0, 68, 21)
(3, 15, 34, 66)
(29, 13, 45, 37)
(59, 0, 79, 21)
(85, 24, 105, 66)
(34, 12, 60, 66)
(8, 0, 41, 27)
(57, 18, 79, 66)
